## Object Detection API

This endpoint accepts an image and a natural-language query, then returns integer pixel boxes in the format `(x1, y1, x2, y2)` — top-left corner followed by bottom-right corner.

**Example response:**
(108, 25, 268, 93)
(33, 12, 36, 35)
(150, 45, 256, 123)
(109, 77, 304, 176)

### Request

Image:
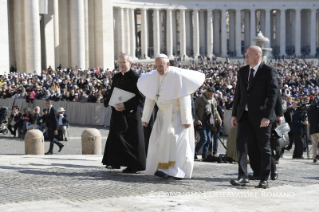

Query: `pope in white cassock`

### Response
(137, 54, 205, 179)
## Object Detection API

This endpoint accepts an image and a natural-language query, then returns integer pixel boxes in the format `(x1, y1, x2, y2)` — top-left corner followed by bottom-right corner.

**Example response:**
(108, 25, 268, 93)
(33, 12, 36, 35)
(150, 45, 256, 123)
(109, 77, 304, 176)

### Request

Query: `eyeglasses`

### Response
(244, 53, 258, 57)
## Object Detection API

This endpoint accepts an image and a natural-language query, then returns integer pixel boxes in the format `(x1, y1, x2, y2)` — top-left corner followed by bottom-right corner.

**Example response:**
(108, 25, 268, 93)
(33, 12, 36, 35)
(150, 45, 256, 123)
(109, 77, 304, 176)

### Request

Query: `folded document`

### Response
(108, 87, 136, 107)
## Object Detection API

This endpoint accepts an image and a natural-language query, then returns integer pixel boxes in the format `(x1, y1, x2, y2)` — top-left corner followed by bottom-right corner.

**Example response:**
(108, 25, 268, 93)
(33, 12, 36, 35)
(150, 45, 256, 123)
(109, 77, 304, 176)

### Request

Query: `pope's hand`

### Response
(183, 124, 191, 129)
(115, 103, 125, 111)
(142, 121, 148, 127)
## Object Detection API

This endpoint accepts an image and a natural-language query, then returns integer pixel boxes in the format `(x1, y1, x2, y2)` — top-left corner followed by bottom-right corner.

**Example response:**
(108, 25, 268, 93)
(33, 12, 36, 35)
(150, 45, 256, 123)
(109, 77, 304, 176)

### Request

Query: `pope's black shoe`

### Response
(45, 151, 53, 155)
(271, 171, 278, 180)
(230, 178, 250, 186)
(257, 180, 269, 188)
(154, 171, 172, 179)
(248, 174, 260, 181)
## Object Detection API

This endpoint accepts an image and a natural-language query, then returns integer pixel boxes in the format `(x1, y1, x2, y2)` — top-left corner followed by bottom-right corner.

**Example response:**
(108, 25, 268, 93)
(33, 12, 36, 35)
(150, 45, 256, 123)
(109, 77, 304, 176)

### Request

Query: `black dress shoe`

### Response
(122, 167, 137, 173)
(194, 155, 198, 160)
(292, 156, 304, 159)
(172, 177, 183, 180)
(230, 178, 250, 186)
(257, 180, 268, 188)
(58, 144, 64, 152)
(271, 172, 278, 180)
(106, 165, 121, 169)
(154, 171, 172, 179)
(248, 174, 260, 181)
(45, 151, 53, 155)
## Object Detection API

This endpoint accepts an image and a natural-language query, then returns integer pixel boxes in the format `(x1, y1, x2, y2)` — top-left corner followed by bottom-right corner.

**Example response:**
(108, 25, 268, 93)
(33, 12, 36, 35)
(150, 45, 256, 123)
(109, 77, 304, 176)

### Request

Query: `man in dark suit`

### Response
(230, 46, 279, 188)
(248, 88, 283, 181)
(45, 100, 64, 155)
(308, 100, 319, 163)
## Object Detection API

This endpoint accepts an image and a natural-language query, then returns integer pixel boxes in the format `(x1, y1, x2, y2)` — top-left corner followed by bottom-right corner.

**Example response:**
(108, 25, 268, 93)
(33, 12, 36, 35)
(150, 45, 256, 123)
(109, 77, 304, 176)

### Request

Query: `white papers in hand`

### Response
(108, 87, 136, 107)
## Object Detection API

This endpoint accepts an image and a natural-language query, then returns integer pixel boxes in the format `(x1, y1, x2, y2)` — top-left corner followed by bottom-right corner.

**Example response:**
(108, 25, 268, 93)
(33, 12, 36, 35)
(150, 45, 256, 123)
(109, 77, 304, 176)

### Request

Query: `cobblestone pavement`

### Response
(0, 126, 318, 211)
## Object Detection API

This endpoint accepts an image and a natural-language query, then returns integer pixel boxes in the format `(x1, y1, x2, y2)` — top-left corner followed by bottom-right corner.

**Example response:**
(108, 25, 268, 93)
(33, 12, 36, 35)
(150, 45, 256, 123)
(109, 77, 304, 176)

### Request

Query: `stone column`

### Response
(280, 9, 286, 56)
(295, 9, 301, 56)
(185, 11, 192, 56)
(166, 9, 174, 59)
(14, 0, 25, 72)
(24, 0, 41, 74)
(153, 9, 160, 57)
(180, 9, 187, 59)
(70, 0, 85, 69)
(141, 8, 149, 59)
(193, 9, 200, 59)
(43, 0, 55, 69)
(244, 10, 250, 51)
(260, 10, 265, 34)
(213, 10, 221, 55)
(84, 0, 89, 68)
(264, 9, 271, 48)
(53, 0, 59, 68)
(275, 10, 280, 51)
(250, 9, 256, 46)
(130, 9, 137, 59)
(88, 0, 95, 66)
(0, 0, 9, 74)
(220, 9, 227, 57)
(117, 8, 125, 55)
(199, 10, 205, 54)
(125, 8, 130, 55)
(172, 10, 177, 55)
(236, 9, 243, 57)
(310, 9, 317, 56)
(229, 10, 235, 52)
(96, 0, 114, 70)
(207, 10, 213, 58)
(59, 0, 69, 68)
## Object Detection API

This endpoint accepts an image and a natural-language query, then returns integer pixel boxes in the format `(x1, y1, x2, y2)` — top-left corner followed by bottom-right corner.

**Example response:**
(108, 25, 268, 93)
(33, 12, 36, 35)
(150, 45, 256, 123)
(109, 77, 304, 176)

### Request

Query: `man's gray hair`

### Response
(156, 54, 169, 63)
(118, 53, 133, 63)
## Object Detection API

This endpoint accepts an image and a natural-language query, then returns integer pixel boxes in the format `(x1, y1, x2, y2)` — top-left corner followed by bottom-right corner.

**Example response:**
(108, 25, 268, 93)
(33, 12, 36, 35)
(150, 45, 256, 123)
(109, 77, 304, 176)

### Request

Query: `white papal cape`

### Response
(137, 66, 205, 178)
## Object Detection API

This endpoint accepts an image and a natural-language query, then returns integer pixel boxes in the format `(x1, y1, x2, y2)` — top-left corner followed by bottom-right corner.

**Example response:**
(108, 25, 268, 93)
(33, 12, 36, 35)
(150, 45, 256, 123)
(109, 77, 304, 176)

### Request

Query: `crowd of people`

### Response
(1, 57, 319, 108)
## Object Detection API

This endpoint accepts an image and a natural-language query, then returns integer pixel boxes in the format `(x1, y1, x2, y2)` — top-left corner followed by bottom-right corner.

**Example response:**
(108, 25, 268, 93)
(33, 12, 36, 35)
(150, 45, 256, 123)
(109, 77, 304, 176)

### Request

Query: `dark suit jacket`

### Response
(232, 63, 279, 125)
(46, 107, 59, 131)
(307, 106, 319, 135)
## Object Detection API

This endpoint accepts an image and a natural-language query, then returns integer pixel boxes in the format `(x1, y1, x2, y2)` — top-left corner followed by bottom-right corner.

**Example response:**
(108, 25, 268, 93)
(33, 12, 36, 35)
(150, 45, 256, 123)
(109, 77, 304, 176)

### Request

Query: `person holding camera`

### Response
(8, 106, 22, 138)
(194, 87, 222, 160)
(291, 102, 308, 159)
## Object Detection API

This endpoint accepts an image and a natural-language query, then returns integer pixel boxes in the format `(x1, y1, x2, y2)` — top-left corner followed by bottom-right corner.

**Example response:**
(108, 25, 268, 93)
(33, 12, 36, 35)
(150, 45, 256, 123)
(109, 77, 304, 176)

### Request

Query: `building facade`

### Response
(0, 0, 114, 75)
(0, 0, 319, 75)
(113, 0, 319, 60)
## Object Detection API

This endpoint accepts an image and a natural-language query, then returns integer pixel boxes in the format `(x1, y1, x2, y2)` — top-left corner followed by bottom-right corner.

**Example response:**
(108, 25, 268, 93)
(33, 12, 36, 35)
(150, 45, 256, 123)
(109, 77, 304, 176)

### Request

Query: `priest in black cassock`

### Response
(102, 53, 146, 173)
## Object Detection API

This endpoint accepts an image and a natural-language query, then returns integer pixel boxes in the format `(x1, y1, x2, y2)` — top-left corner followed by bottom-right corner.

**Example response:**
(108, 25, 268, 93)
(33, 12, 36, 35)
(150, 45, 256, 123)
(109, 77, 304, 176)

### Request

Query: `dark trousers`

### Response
(293, 132, 304, 158)
(237, 111, 272, 181)
(47, 129, 63, 153)
(8, 124, 21, 137)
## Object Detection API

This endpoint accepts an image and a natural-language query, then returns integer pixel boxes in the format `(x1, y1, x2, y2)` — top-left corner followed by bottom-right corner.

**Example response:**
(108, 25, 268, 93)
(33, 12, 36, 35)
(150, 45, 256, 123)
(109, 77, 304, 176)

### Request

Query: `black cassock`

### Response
(102, 70, 146, 171)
